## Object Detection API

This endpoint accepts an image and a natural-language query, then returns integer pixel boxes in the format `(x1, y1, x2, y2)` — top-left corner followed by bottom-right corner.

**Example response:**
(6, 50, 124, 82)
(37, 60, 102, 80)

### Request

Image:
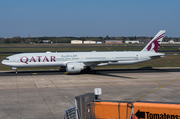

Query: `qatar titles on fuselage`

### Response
(1, 30, 166, 74)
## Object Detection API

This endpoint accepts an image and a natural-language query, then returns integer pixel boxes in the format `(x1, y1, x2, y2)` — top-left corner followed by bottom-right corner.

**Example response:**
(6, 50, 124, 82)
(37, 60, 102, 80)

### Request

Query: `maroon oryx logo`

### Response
(71, 66, 75, 70)
(147, 33, 165, 53)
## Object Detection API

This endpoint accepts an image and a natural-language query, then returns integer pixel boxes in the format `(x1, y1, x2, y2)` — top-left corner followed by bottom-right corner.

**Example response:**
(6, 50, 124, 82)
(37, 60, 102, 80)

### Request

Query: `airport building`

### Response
(96, 41, 102, 44)
(125, 40, 140, 44)
(42, 40, 51, 43)
(83, 40, 96, 44)
(71, 40, 102, 44)
(162, 39, 180, 44)
(71, 40, 83, 44)
(105, 40, 122, 44)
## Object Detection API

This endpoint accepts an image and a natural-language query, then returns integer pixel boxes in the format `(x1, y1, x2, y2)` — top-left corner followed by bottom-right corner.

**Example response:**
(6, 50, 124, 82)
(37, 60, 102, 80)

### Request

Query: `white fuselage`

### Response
(1, 30, 166, 74)
(1, 51, 164, 68)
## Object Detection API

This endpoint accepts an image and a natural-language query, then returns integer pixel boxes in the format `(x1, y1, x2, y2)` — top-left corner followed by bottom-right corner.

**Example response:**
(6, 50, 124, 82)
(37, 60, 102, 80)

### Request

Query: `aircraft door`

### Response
(16, 57, 19, 63)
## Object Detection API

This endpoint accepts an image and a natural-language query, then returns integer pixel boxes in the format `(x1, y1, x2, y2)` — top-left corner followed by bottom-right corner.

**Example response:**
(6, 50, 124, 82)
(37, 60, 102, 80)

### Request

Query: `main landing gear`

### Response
(86, 67, 98, 74)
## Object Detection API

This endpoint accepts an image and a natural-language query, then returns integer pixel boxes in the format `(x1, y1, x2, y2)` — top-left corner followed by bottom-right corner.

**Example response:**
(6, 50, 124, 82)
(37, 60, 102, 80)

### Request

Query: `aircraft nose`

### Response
(1, 60, 5, 65)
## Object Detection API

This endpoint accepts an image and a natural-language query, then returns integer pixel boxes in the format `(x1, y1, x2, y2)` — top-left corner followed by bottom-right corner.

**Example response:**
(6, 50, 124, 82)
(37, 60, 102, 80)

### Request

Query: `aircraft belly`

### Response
(112, 59, 150, 65)
(98, 59, 149, 66)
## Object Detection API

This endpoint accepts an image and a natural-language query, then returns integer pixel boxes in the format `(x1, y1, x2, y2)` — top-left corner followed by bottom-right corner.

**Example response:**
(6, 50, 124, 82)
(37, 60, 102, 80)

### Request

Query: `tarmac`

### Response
(0, 68, 180, 119)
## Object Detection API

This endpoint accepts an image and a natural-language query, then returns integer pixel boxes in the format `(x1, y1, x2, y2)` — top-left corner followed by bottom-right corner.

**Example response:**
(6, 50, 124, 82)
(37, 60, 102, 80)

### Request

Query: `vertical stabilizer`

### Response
(141, 30, 165, 52)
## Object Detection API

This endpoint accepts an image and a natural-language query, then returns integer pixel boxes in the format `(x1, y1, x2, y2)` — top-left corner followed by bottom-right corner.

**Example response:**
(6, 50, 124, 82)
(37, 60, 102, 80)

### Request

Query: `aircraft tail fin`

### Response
(141, 30, 165, 53)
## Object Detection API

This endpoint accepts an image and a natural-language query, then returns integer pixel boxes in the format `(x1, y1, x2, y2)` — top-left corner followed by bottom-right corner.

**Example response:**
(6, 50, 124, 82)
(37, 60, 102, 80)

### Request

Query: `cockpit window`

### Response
(5, 58, 9, 60)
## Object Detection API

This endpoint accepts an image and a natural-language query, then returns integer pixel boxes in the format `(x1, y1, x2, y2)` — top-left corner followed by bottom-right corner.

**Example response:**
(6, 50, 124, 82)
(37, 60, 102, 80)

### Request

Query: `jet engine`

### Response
(66, 63, 84, 73)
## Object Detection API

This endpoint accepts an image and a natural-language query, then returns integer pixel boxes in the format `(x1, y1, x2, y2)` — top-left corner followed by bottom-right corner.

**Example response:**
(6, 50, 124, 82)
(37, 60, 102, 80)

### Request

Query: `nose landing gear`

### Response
(12, 67, 17, 74)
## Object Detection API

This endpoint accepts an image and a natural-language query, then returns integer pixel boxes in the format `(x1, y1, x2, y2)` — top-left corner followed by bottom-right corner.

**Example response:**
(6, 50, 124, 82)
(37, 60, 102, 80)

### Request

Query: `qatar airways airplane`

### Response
(2, 30, 165, 74)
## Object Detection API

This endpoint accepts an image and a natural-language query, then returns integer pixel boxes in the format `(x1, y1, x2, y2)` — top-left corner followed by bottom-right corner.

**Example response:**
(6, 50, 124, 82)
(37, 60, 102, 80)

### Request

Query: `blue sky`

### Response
(0, 0, 180, 37)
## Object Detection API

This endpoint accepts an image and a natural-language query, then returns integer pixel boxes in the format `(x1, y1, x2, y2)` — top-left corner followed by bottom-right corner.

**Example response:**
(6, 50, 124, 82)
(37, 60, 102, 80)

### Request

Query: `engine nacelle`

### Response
(66, 63, 84, 73)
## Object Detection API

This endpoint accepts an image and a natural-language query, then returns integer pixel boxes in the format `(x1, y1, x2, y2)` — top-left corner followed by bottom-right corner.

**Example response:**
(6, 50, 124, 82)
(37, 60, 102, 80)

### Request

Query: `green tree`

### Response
(104, 35, 110, 40)
(4, 38, 11, 44)
(164, 36, 169, 42)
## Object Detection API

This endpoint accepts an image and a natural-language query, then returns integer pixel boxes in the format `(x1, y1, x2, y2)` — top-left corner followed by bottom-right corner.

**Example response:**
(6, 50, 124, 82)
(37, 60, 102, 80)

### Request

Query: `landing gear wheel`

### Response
(94, 71, 98, 74)
(86, 67, 98, 74)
